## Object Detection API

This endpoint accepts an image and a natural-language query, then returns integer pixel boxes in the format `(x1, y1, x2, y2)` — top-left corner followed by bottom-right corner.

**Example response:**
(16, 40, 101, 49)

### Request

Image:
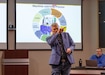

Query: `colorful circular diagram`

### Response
(32, 8, 67, 41)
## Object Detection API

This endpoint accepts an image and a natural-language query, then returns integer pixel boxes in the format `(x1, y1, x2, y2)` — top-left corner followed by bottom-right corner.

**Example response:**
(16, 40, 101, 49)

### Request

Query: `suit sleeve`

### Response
(67, 33, 75, 51)
(46, 33, 58, 46)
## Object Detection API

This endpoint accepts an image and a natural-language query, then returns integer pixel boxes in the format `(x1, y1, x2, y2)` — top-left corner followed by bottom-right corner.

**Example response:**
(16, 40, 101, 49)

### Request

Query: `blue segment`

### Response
(35, 30, 42, 38)
(40, 25, 51, 35)
(47, 26, 51, 33)
(59, 15, 66, 26)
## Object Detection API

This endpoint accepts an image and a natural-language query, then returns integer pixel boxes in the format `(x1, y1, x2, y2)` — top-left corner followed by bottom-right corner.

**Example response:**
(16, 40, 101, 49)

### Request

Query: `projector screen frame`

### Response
(15, 0, 83, 51)
(0, 1, 7, 50)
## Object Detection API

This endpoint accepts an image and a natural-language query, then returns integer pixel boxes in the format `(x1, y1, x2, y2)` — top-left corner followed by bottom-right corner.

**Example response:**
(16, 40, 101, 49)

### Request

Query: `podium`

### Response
(2, 50, 29, 75)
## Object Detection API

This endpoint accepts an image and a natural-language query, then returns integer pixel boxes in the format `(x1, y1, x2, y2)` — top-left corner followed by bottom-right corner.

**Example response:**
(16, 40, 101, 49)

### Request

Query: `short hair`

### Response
(97, 48, 102, 51)
(51, 23, 59, 28)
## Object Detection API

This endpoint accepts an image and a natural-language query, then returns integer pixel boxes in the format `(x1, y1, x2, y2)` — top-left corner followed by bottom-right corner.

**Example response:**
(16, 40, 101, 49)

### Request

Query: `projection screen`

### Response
(16, 0, 82, 50)
(0, 2, 7, 49)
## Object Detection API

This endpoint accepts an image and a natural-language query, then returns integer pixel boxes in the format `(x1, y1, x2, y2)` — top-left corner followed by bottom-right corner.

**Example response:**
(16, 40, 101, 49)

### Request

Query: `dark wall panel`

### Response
(99, 1, 105, 48)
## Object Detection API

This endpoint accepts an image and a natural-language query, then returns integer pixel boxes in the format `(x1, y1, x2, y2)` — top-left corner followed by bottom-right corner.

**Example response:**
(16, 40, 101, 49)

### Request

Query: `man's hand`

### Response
(66, 48, 72, 54)
(57, 28, 64, 34)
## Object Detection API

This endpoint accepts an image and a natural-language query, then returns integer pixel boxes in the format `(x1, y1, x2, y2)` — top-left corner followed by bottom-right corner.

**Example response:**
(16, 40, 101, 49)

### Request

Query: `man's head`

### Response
(51, 23, 59, 34)
(96, 48, 103, 57)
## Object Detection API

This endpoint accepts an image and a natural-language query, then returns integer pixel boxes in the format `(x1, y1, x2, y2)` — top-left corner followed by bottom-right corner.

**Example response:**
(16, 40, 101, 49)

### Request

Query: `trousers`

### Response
(51, 60, 71, 75)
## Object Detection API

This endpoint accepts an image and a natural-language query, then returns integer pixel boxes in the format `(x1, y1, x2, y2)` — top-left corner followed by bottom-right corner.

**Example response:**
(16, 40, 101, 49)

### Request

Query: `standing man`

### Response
(90, 48, 105, 67)
(46, 23, 75, 75)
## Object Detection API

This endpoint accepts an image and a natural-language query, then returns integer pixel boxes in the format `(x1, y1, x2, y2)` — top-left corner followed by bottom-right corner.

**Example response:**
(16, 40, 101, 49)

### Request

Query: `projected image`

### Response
(0, 3, 7, 49)
(33, 8, 67, 41)
(16, 3, 82, 49)
(0, 3, 6, 43)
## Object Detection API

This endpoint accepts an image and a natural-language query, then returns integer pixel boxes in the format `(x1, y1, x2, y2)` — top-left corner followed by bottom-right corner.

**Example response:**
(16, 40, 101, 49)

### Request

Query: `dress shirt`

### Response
(90, 54, 105, 67)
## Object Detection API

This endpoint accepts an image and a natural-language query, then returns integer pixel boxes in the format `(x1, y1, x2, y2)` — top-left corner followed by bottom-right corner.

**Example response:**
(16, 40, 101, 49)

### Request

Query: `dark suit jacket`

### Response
(46, 32, 75, 65)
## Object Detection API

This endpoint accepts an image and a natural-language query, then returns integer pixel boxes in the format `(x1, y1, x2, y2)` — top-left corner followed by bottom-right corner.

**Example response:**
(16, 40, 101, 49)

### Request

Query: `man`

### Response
(46, 23, 75, 75)
(90, 48, 105, 67)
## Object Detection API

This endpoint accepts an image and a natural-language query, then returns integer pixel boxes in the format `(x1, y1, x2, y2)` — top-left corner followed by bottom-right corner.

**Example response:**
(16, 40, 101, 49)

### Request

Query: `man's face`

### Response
(51, 26, 58, 34)
(96, 49, 102, 57)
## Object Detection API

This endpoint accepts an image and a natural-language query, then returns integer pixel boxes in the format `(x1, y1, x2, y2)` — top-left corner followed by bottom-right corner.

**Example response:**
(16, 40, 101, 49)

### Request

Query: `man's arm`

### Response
(67, 33, 75, 50)
(46, 33, 58, 46)
(66, 33, 75, 54)
(98, 54, 105, 67)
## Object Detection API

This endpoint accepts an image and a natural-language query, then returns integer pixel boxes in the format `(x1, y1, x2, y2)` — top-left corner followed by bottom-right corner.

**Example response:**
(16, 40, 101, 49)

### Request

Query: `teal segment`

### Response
(39, 9, 51, 17)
